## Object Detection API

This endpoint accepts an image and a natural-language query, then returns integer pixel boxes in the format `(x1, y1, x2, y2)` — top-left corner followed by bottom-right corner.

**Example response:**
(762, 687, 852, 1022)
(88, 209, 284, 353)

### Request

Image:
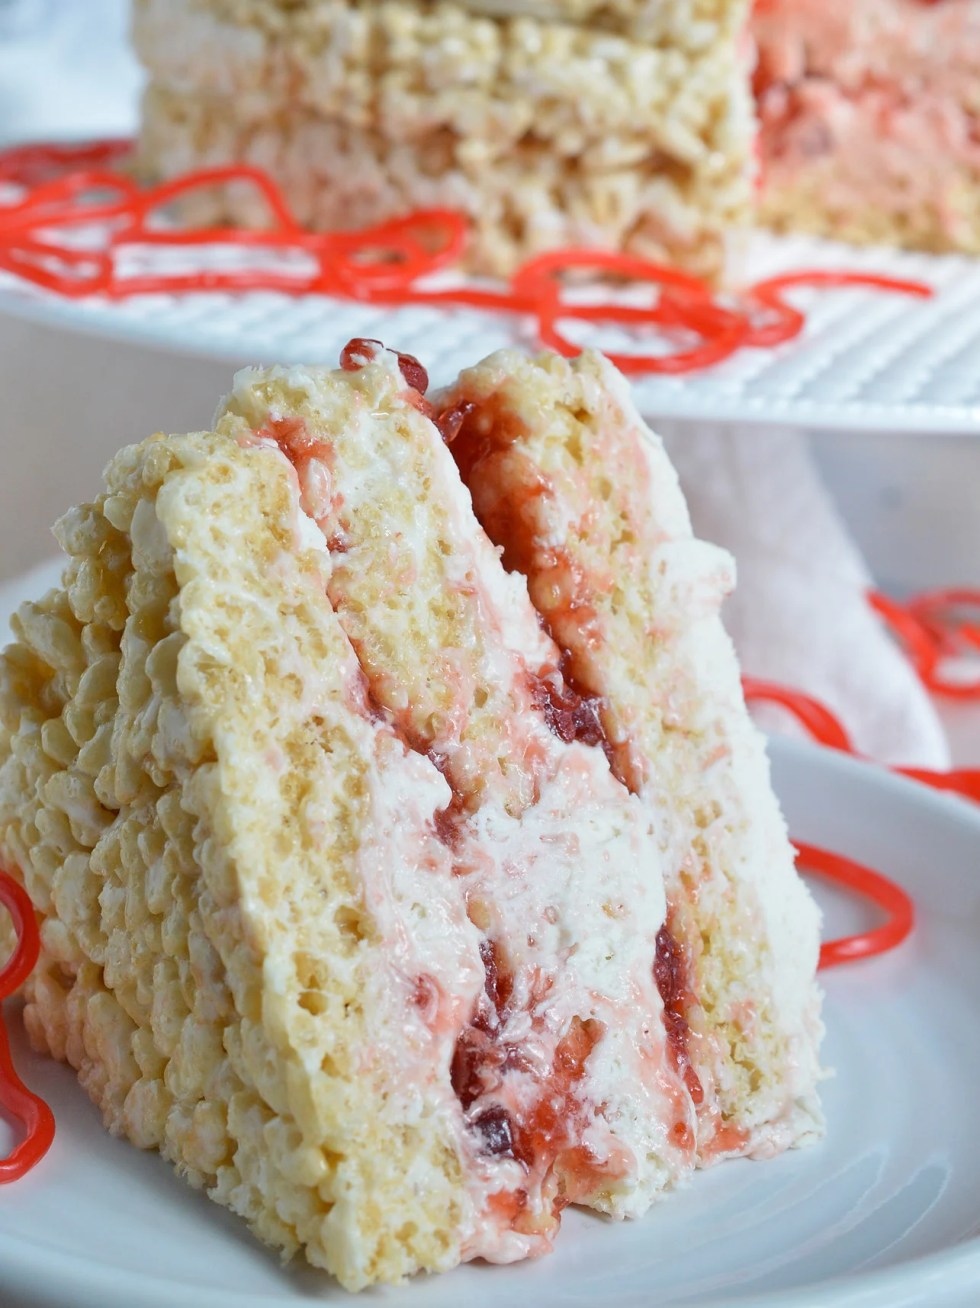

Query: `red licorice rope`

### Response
(739, 683, 921, 968)
(870, 587, 980, 700)
(0, 138, 936, 374)
(907, 588, 980, 654)
(742, 676, 980, 804)
(795, 843, 915, 970)
(742, 271, 933, 348)
(0, 138, 132, 186)
(739, 677, 855, 751)
(0, 869, 55, 1183)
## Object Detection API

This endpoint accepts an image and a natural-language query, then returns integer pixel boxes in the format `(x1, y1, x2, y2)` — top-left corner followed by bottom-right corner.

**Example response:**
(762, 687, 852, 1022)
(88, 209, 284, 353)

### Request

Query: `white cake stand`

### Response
(0, 231, 978, 436)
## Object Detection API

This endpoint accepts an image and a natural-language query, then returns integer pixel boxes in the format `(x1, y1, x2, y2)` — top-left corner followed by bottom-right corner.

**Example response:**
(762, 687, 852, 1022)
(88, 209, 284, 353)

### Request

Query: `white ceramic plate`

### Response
(0, 229, 979, 434)
(2, 724, 980, 1306)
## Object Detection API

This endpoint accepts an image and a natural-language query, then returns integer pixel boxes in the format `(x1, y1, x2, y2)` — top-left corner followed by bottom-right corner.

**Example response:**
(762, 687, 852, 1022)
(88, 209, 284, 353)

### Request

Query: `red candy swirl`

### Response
(0, 138, 935, 375)
(0, 869, 55, 1183)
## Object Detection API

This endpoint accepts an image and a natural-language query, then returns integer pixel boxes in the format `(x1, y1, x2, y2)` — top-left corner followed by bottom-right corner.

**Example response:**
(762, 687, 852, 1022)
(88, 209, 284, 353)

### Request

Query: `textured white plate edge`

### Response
(0, 281, 978, 437)
(2, 740, 980, 1308)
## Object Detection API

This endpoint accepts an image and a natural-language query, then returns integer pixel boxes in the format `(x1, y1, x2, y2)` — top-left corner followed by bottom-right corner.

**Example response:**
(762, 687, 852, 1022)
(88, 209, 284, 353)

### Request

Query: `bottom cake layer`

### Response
(135, 82, 751, 279)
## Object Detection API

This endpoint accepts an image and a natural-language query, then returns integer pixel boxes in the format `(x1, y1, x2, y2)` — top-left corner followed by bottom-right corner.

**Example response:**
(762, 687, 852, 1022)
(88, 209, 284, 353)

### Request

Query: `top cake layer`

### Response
(152, 0, 749, 47)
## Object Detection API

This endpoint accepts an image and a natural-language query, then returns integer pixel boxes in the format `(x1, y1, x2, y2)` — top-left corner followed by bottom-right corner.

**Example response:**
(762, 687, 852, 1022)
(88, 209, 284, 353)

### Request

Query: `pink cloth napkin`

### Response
(659, 422, 951, 770)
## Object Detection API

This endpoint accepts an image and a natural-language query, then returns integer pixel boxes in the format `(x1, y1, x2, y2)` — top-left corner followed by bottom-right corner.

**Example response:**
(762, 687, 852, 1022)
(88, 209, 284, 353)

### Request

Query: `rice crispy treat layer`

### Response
(437, 348, 825, 1160)
(0, 432, 491, 1288)
(754, 0, 980, 255)
(133, 0, 754, 277)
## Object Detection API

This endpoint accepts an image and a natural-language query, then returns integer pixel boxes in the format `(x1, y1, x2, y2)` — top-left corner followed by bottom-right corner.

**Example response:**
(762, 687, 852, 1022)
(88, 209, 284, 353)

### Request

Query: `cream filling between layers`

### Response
(458, 746, 690, 1227)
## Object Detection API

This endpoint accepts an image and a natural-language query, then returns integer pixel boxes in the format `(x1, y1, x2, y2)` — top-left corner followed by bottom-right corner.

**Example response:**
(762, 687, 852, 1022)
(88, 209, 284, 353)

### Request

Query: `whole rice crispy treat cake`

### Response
(132, 0, 755, 278)
(0, 345, 823, 1288)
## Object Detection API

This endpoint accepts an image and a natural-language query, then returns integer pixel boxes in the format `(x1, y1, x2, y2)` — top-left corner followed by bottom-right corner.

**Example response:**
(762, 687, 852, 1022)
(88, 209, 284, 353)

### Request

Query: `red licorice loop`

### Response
(742, 269, 933, 348)
(0, 869, 55, 1183)
(749, 270, 934, 300)
(0, 170, 140, 238)
(537, 297, 748, 375)
(0, 137, 940, 370)
(743, 673, 980, 806)
(906, 588, 980, 655)
(518, 252, 749, 360)
(132, 164, 301, 236)
(795, 842, 915, 970)
(896, 765, 980, 803)
(739, 284, 805, 348)
(513, 249, 750, 375)
(869, 588, 980, 699)
(512, 248, 714, 299)
(0, 138, 132, 186)
(740, 677, 855, 751)
(0, 237, 112, 298)
(867, 590, 940, 676)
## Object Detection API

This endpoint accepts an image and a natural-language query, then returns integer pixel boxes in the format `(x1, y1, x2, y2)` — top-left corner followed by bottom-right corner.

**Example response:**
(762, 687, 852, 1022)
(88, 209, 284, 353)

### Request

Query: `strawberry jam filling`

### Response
(340, 337, 429, 394)
(526, 665, 607, 752)
(451, 936, 618, 1216)
(434, 399, 477, 445)
(654, 924, 704, 1106)
(444, 400, 606, 714)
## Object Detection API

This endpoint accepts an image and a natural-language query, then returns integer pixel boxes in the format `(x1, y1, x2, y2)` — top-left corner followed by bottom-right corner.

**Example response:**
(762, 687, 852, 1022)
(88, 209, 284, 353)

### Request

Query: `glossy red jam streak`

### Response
(434, 400, 477, 445)
(654, 925, 705, 1105)
(796, 844, 915, 970)
(526, 664, 608, 753)
(447, 403, 618, 761)
(256, 413, 336, 526)
(451, 939, 615, 1214)
(339, 337, 429, 395)
(447, 399, 705, 1101)
(446, 402, 600, 688)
